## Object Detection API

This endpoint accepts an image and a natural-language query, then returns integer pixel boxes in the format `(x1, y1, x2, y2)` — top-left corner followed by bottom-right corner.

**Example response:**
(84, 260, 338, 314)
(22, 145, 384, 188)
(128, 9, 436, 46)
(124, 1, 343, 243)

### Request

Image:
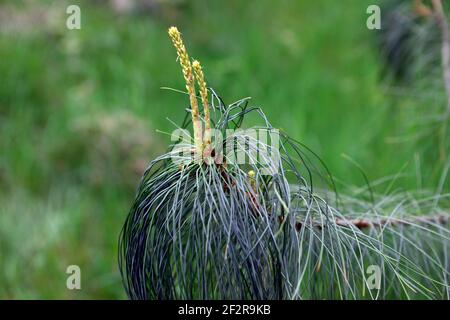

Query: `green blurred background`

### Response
(0, 0, 448, 298)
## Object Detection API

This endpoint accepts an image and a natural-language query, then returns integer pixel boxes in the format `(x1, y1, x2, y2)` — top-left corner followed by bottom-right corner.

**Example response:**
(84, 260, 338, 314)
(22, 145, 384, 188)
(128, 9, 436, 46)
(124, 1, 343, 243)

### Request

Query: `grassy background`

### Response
(0, 0, 448, 298)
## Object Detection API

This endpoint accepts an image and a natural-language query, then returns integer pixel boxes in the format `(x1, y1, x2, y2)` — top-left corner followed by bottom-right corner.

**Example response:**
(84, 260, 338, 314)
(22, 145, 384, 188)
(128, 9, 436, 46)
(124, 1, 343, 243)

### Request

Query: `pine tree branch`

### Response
(295, 212, 450, 231)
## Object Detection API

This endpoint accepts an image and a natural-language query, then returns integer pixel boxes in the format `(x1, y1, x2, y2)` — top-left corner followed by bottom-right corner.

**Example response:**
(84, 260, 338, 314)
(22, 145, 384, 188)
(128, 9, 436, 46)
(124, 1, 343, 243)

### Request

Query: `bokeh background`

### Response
(0, 0, 449, 298)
